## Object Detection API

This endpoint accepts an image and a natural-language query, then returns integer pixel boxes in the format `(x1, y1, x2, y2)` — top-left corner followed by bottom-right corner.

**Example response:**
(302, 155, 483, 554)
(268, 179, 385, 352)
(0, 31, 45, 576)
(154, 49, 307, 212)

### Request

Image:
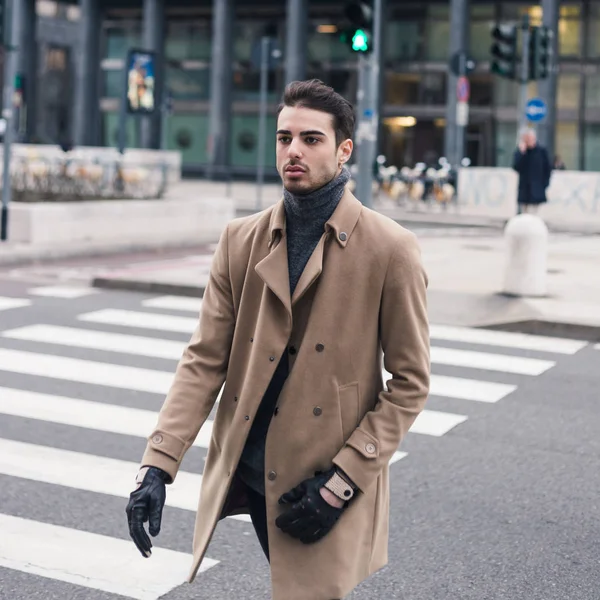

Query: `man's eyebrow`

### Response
(275, 129, 327, 136)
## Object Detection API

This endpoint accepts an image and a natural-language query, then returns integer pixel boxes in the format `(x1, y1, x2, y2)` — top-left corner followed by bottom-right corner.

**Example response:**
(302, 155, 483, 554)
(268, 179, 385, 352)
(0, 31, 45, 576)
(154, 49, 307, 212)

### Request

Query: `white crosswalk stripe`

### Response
(0, 348, 174, 394)
(0, 513, 215, 600)
(142, 296, 203, 313)
(0, 292, 587, 596)
(79, 308, 198, 333)
(429, 324, 587, 354)
(0, 296, 31, 311)
(29, 286, 97, 299)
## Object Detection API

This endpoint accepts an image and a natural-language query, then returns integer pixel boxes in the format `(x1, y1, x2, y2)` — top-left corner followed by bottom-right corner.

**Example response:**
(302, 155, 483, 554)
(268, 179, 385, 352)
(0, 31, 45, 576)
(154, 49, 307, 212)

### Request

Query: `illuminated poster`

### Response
(126, 50, 156, 114)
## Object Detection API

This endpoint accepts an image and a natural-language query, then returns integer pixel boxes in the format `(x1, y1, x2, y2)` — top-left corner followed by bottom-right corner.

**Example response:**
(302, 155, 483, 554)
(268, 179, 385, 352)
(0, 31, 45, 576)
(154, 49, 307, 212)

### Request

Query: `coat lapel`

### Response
(255, 201, 292, 317)
(291, 233, 326, 306)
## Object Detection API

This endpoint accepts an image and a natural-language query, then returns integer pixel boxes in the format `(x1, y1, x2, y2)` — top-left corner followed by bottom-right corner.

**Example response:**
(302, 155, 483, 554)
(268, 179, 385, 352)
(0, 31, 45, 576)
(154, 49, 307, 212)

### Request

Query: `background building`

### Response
(3, 0, 599, 176)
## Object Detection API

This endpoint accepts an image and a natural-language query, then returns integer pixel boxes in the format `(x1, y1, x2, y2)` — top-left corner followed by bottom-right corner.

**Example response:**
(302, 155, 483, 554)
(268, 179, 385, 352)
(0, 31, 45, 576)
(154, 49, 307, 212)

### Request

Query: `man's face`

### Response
(525, 131, 537, 148)
(276, 105, 353, 195)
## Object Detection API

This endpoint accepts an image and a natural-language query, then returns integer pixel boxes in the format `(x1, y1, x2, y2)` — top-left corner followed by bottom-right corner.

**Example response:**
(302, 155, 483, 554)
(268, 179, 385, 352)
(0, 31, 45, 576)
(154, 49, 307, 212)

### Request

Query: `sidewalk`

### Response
(91, 231, 600, 341)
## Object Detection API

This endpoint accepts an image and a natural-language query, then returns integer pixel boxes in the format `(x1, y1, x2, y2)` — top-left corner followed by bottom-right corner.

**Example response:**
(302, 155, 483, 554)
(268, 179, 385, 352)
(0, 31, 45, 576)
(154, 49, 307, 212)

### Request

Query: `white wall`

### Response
(457, 167, 600, 232)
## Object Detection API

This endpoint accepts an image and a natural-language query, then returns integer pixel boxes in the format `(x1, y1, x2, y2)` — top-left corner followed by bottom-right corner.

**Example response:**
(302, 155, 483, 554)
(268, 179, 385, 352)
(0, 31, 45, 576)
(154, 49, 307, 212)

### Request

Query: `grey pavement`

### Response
(0, 281, 597, 599)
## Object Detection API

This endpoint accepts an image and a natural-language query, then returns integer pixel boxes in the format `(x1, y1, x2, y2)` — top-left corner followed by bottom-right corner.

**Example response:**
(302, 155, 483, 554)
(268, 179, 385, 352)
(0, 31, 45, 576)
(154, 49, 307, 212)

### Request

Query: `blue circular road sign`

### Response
(525, 98, 547, 122)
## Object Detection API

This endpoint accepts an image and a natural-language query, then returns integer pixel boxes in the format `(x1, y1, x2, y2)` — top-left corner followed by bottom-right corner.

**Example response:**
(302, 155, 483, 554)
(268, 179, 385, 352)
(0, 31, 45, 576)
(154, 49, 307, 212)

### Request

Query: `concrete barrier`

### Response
(457, 167, 600, 232)
(10, 196, 234, 246)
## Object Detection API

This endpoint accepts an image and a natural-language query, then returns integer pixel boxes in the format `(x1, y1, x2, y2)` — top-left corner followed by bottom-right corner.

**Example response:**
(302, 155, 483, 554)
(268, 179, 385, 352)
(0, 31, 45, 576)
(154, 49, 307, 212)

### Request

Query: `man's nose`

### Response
(287, 138, 303, 159)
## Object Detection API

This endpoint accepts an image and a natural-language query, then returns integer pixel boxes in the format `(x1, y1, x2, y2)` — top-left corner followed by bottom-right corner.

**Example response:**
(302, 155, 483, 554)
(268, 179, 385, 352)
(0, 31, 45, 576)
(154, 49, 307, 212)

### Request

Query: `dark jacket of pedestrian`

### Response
(512, 145, 552, 205)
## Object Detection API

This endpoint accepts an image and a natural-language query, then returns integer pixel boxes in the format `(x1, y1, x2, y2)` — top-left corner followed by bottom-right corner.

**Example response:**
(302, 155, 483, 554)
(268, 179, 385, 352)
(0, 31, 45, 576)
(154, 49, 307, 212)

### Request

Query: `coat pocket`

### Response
(337, 381, 360, 441)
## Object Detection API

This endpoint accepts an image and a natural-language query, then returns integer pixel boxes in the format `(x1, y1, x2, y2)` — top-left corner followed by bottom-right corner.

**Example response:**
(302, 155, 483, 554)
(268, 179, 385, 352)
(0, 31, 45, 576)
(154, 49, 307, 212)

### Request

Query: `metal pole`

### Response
(537, 0, 558, 163)
(284, 0, 307, 84)
(455, 52, 466, 166)
(354, 0, 383, 208)
(445, 0, 469, 168)
(118, 62, 127, 154)
(1, 0, 17, 242)
(256, 36, 269, 211)
(518, 15, 531, 135)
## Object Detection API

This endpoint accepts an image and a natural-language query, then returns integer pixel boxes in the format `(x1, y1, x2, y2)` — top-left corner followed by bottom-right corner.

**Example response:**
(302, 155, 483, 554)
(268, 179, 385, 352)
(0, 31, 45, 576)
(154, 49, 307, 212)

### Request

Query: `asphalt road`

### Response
(0, 277, 597, 600)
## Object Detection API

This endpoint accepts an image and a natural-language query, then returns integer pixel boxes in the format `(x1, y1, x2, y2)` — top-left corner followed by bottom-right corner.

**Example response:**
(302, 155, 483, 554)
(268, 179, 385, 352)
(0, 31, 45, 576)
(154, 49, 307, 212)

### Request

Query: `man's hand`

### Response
(518, 141, 527, 154)
(276, 467, 350, 544)
(320, 487, 345, 508)
(126, 466, 170, 558)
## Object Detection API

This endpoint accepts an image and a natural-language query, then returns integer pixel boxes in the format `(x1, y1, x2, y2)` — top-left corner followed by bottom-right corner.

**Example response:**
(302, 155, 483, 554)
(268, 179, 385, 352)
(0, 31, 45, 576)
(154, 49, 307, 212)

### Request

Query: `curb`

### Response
(92, 277, 205, 298)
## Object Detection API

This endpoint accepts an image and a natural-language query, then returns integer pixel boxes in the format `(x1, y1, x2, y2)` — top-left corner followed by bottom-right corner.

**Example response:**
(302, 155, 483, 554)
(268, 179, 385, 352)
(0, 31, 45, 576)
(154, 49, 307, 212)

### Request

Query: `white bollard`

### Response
(502, 214, 549, 297)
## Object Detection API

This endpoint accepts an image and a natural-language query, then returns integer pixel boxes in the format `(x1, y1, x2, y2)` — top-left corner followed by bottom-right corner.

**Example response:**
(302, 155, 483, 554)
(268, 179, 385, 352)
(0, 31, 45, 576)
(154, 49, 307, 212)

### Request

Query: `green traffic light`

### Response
(352, 28, 369, 52)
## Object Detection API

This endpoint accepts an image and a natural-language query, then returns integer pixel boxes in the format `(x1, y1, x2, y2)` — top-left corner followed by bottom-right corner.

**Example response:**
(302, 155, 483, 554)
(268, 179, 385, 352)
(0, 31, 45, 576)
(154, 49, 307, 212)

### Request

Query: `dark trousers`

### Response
(246, 485, 270, 562)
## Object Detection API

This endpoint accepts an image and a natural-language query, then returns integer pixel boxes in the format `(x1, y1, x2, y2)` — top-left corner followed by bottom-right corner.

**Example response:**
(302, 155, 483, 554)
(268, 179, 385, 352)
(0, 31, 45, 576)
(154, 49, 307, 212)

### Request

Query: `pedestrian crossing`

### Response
(0, 289, 590, 599)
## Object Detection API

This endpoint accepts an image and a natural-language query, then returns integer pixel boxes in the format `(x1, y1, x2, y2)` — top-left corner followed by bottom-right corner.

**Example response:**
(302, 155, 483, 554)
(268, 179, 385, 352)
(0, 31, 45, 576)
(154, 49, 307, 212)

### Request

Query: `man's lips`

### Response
(285, 166, 306, 173)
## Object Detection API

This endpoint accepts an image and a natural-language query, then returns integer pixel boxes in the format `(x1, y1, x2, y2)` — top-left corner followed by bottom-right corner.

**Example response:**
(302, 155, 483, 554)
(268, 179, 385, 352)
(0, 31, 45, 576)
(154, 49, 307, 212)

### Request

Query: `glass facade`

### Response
(92, 1, 600, 173)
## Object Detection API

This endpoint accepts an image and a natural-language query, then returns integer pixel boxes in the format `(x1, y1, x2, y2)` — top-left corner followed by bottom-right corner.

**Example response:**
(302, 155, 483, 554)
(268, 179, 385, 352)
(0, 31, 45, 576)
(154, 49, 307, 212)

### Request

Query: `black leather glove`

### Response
(126, 466, 170, 557)
(275, 467, 346, 544)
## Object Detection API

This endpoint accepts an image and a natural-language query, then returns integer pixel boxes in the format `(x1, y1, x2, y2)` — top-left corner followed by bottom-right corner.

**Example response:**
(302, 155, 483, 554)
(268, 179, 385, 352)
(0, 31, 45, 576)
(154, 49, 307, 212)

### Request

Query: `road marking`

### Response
(383, 370, 516, 403)
(0, 349, 174, 394)
(0, 513, 216, 600)
(79, 309, 197, 334)
(142, 296, 203, 313)
(409, 409, 467, 437)
(0, 297, 31, 311)
(390, 451, 408, 464)
(29, 286, 97, 299)
(431, 346, 555, 375)
(4, 325, 186, 360)
(0, 387, 214, 448)
(429, 324, 587, 355)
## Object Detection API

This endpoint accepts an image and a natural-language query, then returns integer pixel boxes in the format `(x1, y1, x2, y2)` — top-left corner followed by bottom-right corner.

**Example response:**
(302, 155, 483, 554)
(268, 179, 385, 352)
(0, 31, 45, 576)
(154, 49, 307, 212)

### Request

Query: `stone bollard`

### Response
(502, 214, 549, 297)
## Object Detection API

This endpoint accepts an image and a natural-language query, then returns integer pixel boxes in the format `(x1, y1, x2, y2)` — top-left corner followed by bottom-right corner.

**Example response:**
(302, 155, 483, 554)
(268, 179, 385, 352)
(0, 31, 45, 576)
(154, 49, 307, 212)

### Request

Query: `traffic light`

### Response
(490, 24, 518, 80)
(341, 1, 373, 53)
(529, 26, 552, 80)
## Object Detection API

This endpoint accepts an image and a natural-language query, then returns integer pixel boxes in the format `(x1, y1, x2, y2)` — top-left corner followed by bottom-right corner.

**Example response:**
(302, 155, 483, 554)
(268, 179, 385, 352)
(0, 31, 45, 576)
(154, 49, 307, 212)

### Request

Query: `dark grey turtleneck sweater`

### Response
(236, 167, 351, 495)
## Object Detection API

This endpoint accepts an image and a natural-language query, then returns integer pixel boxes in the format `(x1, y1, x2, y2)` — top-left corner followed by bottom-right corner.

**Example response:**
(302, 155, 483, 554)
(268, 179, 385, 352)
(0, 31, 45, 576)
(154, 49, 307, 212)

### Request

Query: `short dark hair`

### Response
(277, 79, 355, 147)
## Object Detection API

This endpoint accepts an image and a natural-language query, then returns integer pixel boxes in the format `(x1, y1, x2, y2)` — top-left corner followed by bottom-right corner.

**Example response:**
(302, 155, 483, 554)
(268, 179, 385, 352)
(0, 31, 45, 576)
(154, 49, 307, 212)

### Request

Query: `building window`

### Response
(558, 5, 582, 57)
(424, 6, 449, 61)
(589, 5, 600, 58)
(557, 73, 581, 110)
(385, 19, 421, 61)
(583, 124, 600, 171)
(105, 24, 142, 60)
(166, 21, 212, 61)
(585, 74, 600, 109)
(470, 6, 495, 62)
(385, 73, 421, 105)
(554, 122, 579, 170)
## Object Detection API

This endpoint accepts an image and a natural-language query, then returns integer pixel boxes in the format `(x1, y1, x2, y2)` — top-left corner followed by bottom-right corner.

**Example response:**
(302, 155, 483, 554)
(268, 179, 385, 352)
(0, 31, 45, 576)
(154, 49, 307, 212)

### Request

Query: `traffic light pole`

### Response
(1, 0, 16, 242)
(517, 15, 531, 135)
(354, 0, 383, 209)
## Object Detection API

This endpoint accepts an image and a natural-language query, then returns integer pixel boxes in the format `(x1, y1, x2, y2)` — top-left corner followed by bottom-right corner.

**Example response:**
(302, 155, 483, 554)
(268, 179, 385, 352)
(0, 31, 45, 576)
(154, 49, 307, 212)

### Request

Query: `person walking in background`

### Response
(553, 154, 566, 170)
(125, 79, 430, 600)
(512, 128, 552, 214)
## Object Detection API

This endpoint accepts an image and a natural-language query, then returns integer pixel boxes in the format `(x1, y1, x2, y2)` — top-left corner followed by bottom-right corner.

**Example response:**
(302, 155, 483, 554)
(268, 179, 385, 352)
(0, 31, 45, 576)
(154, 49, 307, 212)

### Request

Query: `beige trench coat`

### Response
(140, 188, 430, 600)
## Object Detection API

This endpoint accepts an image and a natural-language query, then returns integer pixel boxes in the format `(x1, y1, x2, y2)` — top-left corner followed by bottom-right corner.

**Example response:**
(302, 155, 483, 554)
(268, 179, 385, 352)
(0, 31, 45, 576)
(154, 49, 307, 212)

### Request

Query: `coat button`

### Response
(250, 337, 254, 343)
(152, 434, 163, 444)
(313, 407, 323, 416)
(234, 396, 238, 402)
(315, 343, 325, 352)
(339, 232, 348, 242)
(268, 471, 277, 481)
(365, 443, 376, 454)
(274, 407, 279, 416)
(245, 415, 250, 421)
(289, 346, 297, 355)
(269, 356, 275, 362)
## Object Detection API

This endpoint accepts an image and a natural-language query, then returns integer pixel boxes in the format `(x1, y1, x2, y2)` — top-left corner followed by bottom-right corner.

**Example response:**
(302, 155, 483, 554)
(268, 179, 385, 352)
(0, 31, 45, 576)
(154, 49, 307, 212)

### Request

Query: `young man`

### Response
(513, 128, 552, 214)
(126, 79, 430, 600)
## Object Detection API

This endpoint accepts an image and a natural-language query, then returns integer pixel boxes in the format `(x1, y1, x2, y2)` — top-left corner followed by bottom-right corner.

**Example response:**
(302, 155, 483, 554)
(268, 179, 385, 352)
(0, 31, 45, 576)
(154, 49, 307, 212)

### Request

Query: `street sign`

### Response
(456, 76, 470, 102)
(525, 97, 547, 122)
(456, 101, 469, 127)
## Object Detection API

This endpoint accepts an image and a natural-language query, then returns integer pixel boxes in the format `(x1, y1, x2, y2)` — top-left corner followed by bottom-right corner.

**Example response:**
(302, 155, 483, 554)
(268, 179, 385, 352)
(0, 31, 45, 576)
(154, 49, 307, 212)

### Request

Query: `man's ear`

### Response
(338, 139, 353, 166)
